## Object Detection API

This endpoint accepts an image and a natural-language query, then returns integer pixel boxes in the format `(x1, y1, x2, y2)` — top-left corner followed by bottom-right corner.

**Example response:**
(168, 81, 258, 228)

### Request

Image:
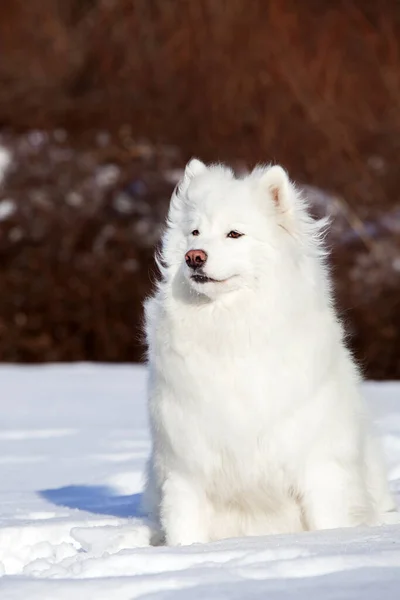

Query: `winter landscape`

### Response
(0, 364, 399, 599)
(1, 2, 400, 599)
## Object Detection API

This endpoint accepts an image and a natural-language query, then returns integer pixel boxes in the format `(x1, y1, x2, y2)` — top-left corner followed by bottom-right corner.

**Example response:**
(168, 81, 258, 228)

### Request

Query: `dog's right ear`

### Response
(168, 159, 207, 223)
(180, 158, 207, 193)
(184, 158, 207, 179)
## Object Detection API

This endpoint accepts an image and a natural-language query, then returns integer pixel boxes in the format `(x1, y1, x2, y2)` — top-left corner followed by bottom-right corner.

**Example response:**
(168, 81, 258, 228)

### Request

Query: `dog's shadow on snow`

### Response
(39, 485, 143, 518)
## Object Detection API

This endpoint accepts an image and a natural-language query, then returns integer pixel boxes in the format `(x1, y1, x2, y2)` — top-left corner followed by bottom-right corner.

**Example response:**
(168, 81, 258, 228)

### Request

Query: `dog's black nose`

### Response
(185, 249, 208, 270)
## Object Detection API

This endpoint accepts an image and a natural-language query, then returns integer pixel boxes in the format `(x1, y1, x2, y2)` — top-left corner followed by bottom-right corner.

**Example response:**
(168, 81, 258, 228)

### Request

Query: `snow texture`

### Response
(0, 364, 399, 599)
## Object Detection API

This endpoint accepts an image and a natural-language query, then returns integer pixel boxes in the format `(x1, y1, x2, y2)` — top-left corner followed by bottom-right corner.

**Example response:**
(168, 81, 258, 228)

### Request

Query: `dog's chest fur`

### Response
(149, 292, 321, 503)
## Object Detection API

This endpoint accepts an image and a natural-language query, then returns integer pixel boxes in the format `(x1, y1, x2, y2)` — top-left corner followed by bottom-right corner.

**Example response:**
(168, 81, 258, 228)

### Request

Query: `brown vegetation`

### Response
(0, 0, 399, 377)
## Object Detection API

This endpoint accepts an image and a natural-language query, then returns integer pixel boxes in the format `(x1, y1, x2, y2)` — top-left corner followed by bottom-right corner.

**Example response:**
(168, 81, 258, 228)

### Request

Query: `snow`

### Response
(0, 364, 399, 599)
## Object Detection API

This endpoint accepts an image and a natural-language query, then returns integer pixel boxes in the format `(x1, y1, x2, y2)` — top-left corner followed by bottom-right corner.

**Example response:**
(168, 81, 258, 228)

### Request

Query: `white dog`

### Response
(142, 159, 397, 546)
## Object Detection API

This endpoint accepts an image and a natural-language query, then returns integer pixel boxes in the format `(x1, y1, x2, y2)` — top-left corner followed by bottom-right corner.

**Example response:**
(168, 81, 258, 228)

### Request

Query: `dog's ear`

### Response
(259, 165, 293, 214)
(177, 159, 207, 197)
(168, 158, 207, 224)
(184, 158, 207, 179)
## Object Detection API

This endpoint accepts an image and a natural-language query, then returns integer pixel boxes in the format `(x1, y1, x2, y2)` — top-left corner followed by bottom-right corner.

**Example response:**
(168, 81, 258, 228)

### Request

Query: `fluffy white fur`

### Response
(142, 159, 398, 546)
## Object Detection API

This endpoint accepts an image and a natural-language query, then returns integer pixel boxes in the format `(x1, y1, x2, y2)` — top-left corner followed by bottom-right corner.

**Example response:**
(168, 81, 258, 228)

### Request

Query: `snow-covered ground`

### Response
(0, 364, 399, 599)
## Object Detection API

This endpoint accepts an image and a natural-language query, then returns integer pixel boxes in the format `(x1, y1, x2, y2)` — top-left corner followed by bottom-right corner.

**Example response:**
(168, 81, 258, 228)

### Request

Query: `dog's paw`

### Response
(378, 510, 400, 525)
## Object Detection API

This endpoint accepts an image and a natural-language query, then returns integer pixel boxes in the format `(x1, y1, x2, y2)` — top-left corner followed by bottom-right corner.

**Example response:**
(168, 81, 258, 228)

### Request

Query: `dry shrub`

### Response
(0, 0, 399, 376)
(0, 130, 178, 362)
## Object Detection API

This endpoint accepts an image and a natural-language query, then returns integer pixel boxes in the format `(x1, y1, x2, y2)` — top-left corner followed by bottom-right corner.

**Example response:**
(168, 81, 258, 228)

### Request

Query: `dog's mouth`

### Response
(191, 274, 218, 284)
(191, 273, 231, 284)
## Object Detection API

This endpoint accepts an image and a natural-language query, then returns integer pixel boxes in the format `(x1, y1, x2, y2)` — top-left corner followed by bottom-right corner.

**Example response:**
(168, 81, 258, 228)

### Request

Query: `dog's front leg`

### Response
(161, 473, 211, 546)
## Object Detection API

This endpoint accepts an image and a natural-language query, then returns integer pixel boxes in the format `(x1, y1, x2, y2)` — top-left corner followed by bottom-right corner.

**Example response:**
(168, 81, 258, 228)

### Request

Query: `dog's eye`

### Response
(191, 230, 200, 236)
(227, 231, 243, 239)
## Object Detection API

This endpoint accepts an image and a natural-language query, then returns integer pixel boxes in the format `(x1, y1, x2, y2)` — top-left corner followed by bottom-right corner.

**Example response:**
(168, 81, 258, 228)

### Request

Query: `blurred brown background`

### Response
(0, 0, 399, 378)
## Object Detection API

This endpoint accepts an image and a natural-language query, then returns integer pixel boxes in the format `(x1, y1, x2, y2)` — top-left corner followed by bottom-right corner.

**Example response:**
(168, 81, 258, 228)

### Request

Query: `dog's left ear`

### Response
(260, 165, 293, 214)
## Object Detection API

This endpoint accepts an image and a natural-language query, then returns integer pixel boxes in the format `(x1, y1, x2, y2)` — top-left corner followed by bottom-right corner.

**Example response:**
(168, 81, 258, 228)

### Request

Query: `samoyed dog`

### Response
(142, 159, 397, 546)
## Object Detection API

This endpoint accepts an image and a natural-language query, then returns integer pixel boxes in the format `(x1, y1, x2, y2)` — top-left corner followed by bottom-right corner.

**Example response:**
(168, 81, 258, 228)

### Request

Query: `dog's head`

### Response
(160, 159, 326, 300)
